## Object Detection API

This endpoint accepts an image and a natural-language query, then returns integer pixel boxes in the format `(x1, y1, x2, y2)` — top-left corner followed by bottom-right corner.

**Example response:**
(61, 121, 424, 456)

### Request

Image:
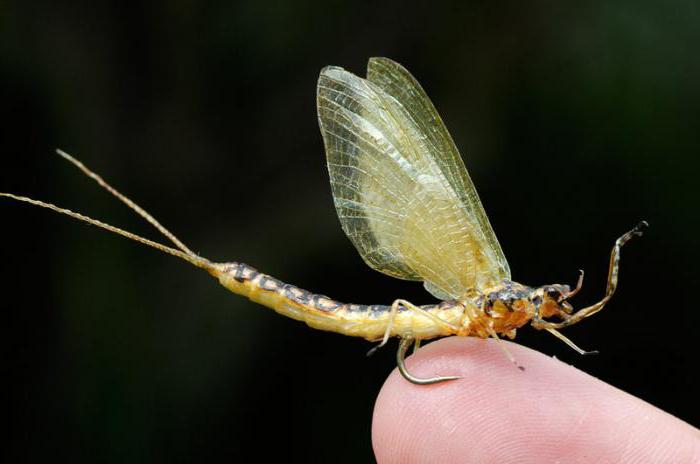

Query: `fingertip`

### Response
(372, 337, 700, 464)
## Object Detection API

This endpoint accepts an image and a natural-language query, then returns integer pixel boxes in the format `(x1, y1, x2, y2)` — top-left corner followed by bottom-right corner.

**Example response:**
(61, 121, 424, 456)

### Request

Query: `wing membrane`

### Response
(317, 59, 510, 299)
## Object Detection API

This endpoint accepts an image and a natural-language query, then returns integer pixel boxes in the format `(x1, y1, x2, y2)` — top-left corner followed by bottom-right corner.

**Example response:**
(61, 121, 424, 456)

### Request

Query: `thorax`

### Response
(459, 280, 536, 338)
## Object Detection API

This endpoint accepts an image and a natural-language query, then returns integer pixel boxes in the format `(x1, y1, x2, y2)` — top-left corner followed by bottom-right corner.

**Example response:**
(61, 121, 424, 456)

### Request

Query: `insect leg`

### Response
(367, 299, 459, 356)
(366, 299, 402, 356)
(412, 339, 421, 354)
(396, 337, 460, 385)
(396, 299, 461, 333)
(536, 221, 647, 330)
(472, 303, 525, 371)
(545, 328, 598, 355)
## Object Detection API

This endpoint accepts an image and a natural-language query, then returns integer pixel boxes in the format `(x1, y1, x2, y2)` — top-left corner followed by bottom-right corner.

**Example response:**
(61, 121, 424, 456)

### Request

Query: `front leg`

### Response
(535, 221, 647, 330)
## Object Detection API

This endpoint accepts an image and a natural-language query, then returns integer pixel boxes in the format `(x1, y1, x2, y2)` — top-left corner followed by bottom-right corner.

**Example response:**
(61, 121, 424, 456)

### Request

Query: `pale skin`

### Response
(372, 337, 700, 463)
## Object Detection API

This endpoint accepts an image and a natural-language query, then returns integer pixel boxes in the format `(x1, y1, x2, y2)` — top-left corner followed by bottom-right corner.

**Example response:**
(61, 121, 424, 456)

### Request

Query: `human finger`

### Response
(372, 337, 700, 464)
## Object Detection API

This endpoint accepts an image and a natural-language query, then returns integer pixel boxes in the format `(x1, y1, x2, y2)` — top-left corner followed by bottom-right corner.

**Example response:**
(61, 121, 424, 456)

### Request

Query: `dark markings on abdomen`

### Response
(227, 262, 259, 283)
(223, 262, 451, 317)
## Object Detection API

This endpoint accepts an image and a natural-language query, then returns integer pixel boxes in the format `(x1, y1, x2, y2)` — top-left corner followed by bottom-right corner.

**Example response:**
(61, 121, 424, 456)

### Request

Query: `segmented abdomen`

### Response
(209, 262, 461, 340)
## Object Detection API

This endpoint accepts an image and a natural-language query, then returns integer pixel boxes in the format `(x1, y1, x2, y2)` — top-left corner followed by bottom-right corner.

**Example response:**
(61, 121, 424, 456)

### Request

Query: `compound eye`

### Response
(546, 288, 560, 299)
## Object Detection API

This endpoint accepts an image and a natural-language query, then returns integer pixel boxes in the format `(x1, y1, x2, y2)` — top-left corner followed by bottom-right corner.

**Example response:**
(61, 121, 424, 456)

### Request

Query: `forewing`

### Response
(317, 60, 510, 299)
(366, 58, 510, 285)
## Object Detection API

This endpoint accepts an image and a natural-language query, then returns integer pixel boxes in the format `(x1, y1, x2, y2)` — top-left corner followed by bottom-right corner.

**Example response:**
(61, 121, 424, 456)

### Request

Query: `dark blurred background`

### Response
(2, 1, 698, 462)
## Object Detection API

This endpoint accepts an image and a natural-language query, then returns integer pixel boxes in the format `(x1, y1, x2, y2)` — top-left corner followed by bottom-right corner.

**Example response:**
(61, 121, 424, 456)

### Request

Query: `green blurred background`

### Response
(2, 1, 698, 462)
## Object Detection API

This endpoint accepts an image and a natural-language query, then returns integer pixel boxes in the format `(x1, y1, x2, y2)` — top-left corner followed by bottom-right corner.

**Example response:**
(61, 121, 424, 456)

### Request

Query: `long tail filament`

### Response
(0, 150, 213, 271)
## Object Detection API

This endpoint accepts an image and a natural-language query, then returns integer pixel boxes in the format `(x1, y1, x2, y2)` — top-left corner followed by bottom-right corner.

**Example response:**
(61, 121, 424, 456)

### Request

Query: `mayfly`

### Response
(1, 57, 646, 384)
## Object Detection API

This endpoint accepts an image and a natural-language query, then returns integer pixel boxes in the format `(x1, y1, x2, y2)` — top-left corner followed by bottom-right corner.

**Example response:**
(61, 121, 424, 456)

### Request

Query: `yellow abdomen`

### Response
(210, 262, 463, 341)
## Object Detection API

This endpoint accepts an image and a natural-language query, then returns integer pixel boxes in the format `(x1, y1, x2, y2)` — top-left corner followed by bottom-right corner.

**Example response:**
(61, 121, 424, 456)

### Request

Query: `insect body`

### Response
(1, 57, 646, 384)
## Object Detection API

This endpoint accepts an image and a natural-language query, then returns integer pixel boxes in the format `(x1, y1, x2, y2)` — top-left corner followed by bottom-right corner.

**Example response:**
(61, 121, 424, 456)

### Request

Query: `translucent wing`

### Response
(317, 58, 510, 299)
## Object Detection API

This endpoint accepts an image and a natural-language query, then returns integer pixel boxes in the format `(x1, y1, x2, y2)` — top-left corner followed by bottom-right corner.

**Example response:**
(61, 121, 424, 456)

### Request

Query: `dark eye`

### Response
(546, 289, 559, 299)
